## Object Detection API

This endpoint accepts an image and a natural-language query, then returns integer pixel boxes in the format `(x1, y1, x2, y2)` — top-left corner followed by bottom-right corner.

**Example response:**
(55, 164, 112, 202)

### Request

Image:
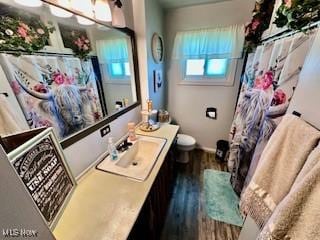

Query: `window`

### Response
(185, 58, 229, 78)
(109, 61, 131, 78)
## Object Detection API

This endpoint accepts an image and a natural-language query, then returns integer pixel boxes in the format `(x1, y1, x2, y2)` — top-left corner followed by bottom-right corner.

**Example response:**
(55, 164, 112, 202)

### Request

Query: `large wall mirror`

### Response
(0, 0, 140, 148)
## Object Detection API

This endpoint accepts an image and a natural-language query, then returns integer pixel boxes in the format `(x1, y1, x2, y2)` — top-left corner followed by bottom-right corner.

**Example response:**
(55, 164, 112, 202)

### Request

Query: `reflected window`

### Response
(96, 38, 130, 80)
(110, 61, 131, 78)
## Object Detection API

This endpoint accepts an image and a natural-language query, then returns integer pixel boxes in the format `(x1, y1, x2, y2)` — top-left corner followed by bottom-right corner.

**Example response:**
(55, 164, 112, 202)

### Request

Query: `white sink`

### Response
(96, 135, 167, 181)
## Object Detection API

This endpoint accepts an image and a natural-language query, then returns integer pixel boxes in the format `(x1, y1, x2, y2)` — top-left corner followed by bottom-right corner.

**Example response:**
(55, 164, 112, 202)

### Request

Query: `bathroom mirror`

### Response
(0, 0, 140, 148)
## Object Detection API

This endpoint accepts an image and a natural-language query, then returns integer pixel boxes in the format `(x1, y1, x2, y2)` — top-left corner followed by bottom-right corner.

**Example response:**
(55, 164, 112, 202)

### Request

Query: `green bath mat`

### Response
(203, 169, 244, 227)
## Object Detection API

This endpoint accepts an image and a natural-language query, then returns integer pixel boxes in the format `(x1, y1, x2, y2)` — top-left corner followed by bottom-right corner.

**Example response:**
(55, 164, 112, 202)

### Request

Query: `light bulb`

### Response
(50, 6, 73, 18)
(76, 15, 95, 25)
(50, 0, 73, 18)
(71, 0, 93, 14)
(14, 0, 43, 7)
(112, 5, 126, 28)
(94, 0, 112, 22)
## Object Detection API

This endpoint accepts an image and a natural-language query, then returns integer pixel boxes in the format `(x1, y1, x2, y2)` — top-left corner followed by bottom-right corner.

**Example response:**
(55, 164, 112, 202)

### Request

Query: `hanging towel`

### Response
(240, 114, 320, 229)
(258, 143, 320, 240)
(0, 94, 25, 135)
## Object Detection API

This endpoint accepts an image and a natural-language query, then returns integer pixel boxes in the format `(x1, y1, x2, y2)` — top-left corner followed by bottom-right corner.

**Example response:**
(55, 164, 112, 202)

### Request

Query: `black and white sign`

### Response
(10, 132, 75, 227)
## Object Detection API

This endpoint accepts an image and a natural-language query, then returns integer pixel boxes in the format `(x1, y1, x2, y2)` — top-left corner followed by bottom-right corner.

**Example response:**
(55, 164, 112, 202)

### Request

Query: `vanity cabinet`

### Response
(128, 140, 177, 240)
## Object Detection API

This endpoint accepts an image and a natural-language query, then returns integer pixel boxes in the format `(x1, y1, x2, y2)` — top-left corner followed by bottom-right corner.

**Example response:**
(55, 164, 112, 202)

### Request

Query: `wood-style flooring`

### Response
(160, 149, 241, 240)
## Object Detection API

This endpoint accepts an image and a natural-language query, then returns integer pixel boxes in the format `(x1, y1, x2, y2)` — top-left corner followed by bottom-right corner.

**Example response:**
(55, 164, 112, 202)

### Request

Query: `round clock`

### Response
(151, 33, 164, 63)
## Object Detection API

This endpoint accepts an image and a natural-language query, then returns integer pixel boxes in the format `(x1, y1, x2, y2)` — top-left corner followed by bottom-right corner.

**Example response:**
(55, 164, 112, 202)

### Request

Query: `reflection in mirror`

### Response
(0, 0, 138, 141)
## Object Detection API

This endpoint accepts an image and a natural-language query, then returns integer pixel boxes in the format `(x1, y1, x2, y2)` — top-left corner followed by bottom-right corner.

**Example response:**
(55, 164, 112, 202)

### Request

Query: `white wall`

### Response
(288, 29, 320, 130)
(165, 0, 255, 150)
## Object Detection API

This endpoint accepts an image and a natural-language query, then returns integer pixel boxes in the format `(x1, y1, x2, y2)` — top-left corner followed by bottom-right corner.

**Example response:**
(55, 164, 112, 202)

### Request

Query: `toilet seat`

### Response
(177, 134, 196, 152)
(177, 134, 196, 146)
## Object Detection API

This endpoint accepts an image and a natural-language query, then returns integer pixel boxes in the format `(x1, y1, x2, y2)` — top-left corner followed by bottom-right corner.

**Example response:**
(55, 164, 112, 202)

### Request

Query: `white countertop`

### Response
(53, 124, 179, 240)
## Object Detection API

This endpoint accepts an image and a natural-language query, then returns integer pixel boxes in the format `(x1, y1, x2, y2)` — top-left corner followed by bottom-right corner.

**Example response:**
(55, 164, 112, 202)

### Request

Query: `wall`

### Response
(165, 0, 255, 150)
(288, 29, 320, 130)
(132, 0, 165, 110)
(145, 0, 165, 110)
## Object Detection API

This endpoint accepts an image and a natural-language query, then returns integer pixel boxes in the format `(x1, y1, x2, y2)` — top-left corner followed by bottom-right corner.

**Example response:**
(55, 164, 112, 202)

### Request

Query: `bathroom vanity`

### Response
(53, 124, 179, 240)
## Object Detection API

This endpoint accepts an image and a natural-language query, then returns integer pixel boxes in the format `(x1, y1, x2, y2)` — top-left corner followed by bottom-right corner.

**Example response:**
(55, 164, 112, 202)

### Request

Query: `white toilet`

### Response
(176, 134, 196, 163)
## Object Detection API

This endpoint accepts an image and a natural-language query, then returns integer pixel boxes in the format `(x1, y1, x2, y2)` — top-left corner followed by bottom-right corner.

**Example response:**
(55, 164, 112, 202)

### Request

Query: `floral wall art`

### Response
(0, 54, 103, 139)
(275, 0, 320, 31)
(0, 15, 54, 54)
(59, 24, 92, 60)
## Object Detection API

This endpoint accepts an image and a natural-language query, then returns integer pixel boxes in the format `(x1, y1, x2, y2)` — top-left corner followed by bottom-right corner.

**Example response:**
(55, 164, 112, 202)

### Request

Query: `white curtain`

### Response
(96, 38, 129, 64)
(172, 25, 245, 59)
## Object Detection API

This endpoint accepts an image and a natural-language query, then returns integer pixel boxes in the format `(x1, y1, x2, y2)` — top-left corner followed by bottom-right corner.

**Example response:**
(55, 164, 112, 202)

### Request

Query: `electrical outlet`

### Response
(100, 125, 111, 137)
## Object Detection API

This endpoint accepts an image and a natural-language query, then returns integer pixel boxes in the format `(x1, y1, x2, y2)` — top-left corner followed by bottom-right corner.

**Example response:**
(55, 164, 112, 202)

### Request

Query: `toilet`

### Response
(176, 134, 196, 163)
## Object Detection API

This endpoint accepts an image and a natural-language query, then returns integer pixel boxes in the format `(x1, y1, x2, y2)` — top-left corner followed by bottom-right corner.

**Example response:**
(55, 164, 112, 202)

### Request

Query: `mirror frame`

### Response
(37, 0, 142, 149)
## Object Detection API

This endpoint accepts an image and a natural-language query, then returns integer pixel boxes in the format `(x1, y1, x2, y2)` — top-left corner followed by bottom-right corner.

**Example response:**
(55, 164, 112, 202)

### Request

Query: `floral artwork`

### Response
(0, 16, 55, 54)
(244, 0, 276, 51)
(59, 24, 91, 60)
(2, 54, 103, 139)
(274, 0, 320, 31)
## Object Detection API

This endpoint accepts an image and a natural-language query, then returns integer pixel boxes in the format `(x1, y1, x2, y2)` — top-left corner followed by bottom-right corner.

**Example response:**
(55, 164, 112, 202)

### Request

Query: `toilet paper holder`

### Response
(206, 107, 217, 120)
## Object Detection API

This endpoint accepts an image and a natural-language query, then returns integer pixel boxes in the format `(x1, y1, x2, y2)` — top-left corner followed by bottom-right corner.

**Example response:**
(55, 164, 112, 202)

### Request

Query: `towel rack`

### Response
(0, 92, 8, 97)
(292, 111, 320, 131)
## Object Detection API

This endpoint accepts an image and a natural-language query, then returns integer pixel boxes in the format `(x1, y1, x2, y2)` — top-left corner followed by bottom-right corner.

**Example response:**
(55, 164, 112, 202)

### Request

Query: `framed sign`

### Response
(7, 128, 76, 229)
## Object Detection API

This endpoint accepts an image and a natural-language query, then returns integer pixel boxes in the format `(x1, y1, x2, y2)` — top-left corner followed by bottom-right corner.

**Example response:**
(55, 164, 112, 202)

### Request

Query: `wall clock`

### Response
(151, 33, 164, 63)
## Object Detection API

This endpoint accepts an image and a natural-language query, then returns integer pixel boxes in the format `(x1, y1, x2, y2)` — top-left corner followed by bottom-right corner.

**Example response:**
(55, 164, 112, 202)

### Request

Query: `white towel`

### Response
(0, 94, 26, 136)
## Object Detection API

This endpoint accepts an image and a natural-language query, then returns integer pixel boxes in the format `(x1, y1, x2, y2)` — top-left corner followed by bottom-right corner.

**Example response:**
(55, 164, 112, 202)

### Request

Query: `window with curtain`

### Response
(172, 25, 245, 85)
(96, 38, 131, 80)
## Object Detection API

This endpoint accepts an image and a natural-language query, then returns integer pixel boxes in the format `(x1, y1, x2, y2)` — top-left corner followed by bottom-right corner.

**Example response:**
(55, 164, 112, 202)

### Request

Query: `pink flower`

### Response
(19, 22, 30, 31)
(251, 19, 261, 31)
(25, 36, 32, 43)
(284, 0, 292, 8)
(74, 38, 83, 48)
(64, 74, 75, 85)
(52, 71, 65, 85)
(254, 71, 274, 90)
(272, 89, 286, 106)
(37, 28, 45, 35)
(17, 26, 28, 38)
(34, 83, 49, 93)
(38, 119, 53, 127)
(83, 44, 89, 51)
(11, 81, 21, 95)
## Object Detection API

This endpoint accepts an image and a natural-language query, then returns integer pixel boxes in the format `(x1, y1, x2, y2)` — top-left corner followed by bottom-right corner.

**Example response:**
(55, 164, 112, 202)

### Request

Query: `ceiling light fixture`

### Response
(111, 2, 126, 28)
(94, 0, 112, 22)
(71, 0, 93, 15)
(76, 15, 95, 25)
(50, 0, 73, 18)
(14, 0, 43, 7)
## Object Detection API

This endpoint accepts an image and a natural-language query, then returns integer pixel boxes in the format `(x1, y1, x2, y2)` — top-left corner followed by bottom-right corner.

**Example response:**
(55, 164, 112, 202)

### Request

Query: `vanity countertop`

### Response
(53, 124, 179, 240)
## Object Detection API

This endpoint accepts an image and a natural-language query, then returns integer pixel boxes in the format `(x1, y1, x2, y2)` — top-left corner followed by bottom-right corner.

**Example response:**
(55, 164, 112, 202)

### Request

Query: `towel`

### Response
(0, 94, 25, 136)
(258, 144, 320, 240)
(240, 114, 320, 228)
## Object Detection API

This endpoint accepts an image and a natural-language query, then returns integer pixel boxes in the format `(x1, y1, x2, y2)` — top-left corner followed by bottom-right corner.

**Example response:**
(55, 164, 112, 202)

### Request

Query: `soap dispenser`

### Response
(108, 137, 119, 161)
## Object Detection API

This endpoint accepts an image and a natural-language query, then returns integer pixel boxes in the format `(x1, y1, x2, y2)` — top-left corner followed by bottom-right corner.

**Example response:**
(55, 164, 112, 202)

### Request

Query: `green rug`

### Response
(203, 169, 244, 227)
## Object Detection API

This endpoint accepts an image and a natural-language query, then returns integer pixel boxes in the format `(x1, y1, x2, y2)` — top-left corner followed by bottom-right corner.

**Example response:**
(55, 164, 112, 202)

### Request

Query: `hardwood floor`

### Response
(160, 149, 241, 240)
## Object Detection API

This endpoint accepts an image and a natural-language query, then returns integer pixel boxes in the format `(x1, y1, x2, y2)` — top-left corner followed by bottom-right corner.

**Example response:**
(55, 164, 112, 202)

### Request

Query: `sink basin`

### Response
(96, 135, 167, 181)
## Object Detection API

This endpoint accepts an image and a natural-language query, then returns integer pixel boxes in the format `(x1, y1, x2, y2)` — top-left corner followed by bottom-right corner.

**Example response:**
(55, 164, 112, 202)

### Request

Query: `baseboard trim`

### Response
(196, 147, 216, 153)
